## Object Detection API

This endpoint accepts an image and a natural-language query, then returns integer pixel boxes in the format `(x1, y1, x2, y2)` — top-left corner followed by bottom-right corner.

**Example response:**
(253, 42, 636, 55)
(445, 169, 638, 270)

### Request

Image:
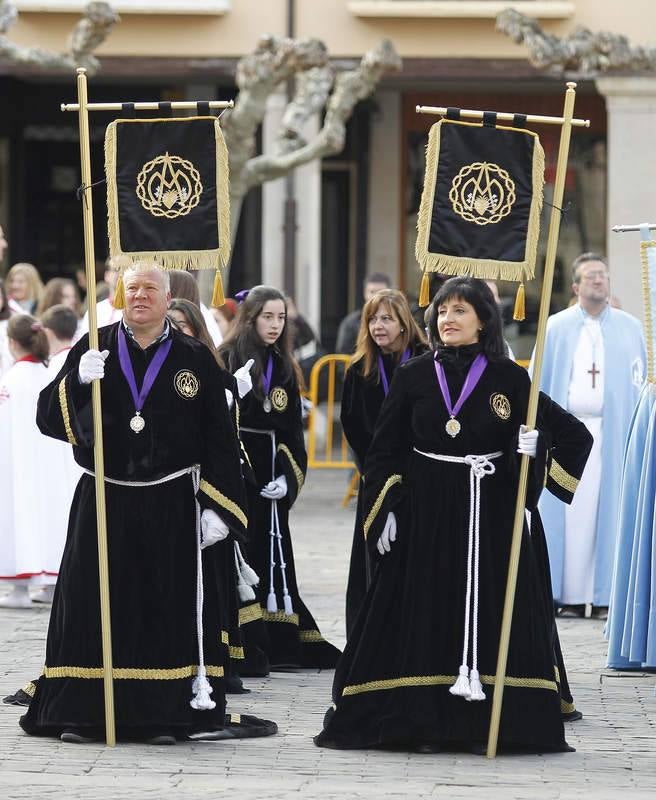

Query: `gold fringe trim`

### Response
(561, 699, 576, 714)
(23, 681, 37, 698)
(277, 443, 305, 494)
(513, 281, 526, 321)
(199, 478, 247, 529)
(42, 664, 224, 680)
(299, 630, 325, 643)
(415, 119, 544, 282)
(105, 117, 231, 272)
(640, 240, 656, 383)
(263, 610, 300, 625)
(363, 474, 402, 539)
(548, 459, 579, 494)
(342, 672, 558, 698)
(238, 602, 263, 625)
(58, 378, 77, 446)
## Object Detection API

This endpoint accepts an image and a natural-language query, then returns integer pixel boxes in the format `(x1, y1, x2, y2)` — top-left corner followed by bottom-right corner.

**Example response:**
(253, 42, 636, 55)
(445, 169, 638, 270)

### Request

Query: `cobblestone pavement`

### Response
(1, 469, 655, 799)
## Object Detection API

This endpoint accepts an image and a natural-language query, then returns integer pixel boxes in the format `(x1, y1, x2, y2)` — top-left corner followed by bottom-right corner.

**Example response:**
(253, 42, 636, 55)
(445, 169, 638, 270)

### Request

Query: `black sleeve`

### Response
(273, 373, 308, 508)
(340, 364, 369, 472)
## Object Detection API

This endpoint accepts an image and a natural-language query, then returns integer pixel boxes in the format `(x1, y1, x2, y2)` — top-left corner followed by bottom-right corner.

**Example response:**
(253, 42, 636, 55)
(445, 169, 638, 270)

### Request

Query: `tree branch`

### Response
(496, 8, 656, 76)
(0, 1, 119, 75)
(242, 38, 401, 191)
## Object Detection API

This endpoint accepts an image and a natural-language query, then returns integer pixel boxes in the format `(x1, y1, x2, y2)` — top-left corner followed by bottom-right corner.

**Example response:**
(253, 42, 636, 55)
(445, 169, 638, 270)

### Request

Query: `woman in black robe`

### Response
(220, 286, 340, 672)
(341, 289, 428, 637)
(315, 277, 572, 754)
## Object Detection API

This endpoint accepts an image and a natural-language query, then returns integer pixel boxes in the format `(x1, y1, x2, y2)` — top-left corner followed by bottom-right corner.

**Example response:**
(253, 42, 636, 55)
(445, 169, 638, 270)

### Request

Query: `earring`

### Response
(400, 328, 405, 332)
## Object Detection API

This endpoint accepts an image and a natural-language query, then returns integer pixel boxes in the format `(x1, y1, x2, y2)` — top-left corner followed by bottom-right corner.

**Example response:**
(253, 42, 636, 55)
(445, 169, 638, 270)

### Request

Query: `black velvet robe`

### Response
(21, 322, 248, 738)
(316, 346, 570, 752)
(341, 344, 429, 637)
(223, 344, 340, 670)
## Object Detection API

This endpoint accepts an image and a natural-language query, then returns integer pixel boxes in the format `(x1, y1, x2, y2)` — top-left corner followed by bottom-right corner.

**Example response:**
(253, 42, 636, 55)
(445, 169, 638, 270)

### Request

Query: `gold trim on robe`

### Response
(363, 474, 402, 539)
(277, 444, 305, 494)
(42, 664, 224, 680)
(548, 459, 579, 494)
(199, 478, 247, 528)
(342, 672, 558, 698)
(58, 378, 77, 446)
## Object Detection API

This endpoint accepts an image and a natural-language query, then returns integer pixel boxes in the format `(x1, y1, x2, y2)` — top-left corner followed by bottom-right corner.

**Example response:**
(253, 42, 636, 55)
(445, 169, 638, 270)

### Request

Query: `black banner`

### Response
(416, 119, 544, 281)
(105, 117, 230, 270)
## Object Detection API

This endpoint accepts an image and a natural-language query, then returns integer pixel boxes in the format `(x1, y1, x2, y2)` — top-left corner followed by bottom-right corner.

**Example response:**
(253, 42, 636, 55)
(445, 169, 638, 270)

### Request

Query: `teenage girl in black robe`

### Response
(341, 289, 428, 637)
(316, 277, 575, 754)
(220, 286, 340, 671)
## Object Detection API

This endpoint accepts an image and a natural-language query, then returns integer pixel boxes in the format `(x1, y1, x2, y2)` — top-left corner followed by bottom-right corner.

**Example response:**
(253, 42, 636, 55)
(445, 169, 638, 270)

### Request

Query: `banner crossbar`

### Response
(416, 104, 589, 128)
(61, 100, 234, 113)
(613, 223, 656, 233)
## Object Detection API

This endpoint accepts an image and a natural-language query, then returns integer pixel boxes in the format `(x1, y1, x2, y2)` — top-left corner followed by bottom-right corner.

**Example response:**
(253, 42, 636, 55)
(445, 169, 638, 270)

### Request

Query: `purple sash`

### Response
(377, 348, 411, 396)
(434, 352, 487, 418)
(118, 325, 172, 415)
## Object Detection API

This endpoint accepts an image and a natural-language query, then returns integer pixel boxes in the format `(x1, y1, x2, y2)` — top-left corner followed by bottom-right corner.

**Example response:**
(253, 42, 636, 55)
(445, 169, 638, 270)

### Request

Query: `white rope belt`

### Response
(240, 427, 294, 617)
(82, 464, 215, 711)
(413, 448, 503, 702)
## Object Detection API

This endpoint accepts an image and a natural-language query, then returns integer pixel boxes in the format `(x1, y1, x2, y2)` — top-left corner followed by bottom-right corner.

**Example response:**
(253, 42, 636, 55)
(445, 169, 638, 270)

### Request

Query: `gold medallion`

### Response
(490, 392, 511, 420)
(445, 417, 461, 438)
(174, 369, 200, 399)
(270, 386, 288, 413)
(136, 152, 203, 219)
(449, 161, 516, 226)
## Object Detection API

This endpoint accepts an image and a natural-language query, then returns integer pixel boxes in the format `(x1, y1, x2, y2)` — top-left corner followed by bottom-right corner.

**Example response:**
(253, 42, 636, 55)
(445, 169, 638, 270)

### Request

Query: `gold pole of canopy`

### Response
(74, 67, 116, 747)
(486, 81, 578, 759)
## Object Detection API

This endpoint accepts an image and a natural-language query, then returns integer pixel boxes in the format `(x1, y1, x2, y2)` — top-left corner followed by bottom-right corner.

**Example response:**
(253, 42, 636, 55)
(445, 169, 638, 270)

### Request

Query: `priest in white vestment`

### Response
(531, 253, 645, 611)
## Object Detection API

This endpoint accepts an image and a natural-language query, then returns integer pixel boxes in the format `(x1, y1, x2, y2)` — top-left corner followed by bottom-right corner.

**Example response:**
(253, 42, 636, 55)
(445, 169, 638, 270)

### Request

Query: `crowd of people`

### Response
(0, 235, 652, 752)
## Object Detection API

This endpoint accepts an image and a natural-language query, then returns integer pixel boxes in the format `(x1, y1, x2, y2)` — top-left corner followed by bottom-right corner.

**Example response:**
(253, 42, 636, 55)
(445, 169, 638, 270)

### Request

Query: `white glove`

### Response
(225, 388, 234, 410)
(260, 474, 288, 500)
(78, 349, 109, 384)
(517, 425, 539, 459)
(233, 359, 255, 399)
(200, 509, 230, 549)
(376, 512, 397, 555)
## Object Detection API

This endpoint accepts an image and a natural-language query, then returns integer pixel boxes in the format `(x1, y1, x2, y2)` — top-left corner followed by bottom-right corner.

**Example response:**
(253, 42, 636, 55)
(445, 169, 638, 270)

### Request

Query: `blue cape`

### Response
(531, 304, 645, 605)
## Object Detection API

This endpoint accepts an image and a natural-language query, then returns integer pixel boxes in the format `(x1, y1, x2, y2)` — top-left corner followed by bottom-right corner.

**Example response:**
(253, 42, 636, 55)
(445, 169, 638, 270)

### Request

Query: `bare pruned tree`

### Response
(497, 8, 656, 77)
(0, 0, 119, 75)
(223, 35, 402, 244)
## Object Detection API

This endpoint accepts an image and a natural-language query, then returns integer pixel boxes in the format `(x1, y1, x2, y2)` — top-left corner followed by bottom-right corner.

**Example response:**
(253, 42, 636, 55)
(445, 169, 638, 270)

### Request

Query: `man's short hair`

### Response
(41, 304, 78, 341)
(572, 252, 608, 283)
(124, 260, 171, 290)
(364, 272, 391, 288)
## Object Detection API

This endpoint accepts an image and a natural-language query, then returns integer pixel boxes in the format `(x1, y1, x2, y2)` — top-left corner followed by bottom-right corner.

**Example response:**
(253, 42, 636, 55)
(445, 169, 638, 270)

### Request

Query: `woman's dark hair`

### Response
(218, 285, 302, 397)
(0, 277, 11, 321)
(168, 298, 223, 367)
(169, 270, 200, 306)
(36, 277, 81, 316)
(7, 313, 49, 364)
(426, 277, 506, 360)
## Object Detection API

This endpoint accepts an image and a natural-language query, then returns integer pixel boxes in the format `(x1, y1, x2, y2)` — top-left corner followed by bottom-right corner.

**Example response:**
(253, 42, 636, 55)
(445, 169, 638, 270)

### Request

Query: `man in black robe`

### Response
(21, 263, 275, 744)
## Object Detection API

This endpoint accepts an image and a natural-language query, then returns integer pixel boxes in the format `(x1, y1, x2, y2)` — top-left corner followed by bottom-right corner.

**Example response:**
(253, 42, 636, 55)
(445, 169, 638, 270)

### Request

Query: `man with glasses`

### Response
(532, 253, 645, 619)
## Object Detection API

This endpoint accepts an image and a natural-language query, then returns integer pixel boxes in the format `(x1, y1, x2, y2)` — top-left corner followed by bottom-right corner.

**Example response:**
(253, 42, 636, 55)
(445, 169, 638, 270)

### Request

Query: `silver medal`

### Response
(445, 417, 461, 438)
(263, 397, 272, 413)
(130, 412, 145, 433)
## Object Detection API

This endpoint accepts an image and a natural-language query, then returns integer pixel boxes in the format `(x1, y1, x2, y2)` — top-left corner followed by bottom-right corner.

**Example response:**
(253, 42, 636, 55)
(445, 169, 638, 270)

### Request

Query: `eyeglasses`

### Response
(368, 314, 396, 325)
(579, 270, 609, 282)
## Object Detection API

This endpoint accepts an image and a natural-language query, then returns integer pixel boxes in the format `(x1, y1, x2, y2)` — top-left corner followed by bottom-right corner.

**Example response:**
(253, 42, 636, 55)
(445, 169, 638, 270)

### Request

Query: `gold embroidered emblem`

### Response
(449, 162, 516, 225)
(175, 369, 199, 399)
(136, 152, 202, 219)
(270, 386, 288, 412)
(490, 392, 511, 420)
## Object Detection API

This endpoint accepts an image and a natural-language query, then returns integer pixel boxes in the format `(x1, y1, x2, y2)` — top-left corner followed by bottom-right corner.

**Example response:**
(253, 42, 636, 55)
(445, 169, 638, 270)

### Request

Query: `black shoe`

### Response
(562, 709, 583, 722)
(187, 713, 277, 741)
(555, 605, 586, 618)
(225, 674, 251, 694)
(60, 728, 100, 744)
(3, 689, 32, 707)
(414, 742, 441, 754)
(144, 729, 176, 746)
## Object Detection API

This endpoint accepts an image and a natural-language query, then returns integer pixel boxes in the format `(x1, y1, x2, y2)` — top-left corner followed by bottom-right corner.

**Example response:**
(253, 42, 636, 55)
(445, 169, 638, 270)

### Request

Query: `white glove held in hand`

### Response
(233, 359, 255, 399)
(78, 349, 109, 384)
(517, 425, 539, 458)
(377, 511, 397, 555)
(260, 474, 287, 500)
(224, 388, 234, 410)
(200, 509, 229, 549)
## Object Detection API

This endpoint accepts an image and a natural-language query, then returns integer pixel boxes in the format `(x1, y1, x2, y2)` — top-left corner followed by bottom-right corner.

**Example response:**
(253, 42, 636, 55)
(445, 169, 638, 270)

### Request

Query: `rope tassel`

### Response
(450, 664, 471, 699)
(468, 668, 486, 702)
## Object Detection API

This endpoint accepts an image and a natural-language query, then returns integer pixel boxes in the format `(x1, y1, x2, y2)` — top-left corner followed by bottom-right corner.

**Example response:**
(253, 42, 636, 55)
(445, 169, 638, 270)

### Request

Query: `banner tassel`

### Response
(211, 270, 226, 308)
(419, 272, 430, 308)
(113, 274, 126, 310)
(512, 282, 525, 322)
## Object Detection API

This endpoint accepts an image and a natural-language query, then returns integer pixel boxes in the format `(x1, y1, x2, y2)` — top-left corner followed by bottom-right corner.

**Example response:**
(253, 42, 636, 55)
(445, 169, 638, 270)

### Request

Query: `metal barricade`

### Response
(306, 354, 356, 470)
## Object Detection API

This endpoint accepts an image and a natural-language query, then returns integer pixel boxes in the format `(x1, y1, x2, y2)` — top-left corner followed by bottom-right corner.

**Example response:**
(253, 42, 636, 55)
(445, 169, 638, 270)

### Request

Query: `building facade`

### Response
(1, 1, 655, 349)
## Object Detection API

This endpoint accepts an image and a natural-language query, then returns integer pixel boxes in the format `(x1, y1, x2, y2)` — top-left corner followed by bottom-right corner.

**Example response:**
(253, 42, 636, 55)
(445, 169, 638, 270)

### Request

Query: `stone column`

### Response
(595, 77, 656, 323)
(261, 89, 287, 292)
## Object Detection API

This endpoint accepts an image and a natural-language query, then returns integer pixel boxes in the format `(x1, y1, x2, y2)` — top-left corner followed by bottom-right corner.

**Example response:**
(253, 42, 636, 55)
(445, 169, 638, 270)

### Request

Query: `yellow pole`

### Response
(486, 82, 578, 759)
(75, 67, 116, 747)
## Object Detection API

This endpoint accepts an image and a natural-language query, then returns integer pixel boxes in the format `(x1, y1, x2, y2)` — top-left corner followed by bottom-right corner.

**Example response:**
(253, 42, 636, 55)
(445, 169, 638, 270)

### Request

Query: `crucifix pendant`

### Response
(588, 362, 600, 389)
